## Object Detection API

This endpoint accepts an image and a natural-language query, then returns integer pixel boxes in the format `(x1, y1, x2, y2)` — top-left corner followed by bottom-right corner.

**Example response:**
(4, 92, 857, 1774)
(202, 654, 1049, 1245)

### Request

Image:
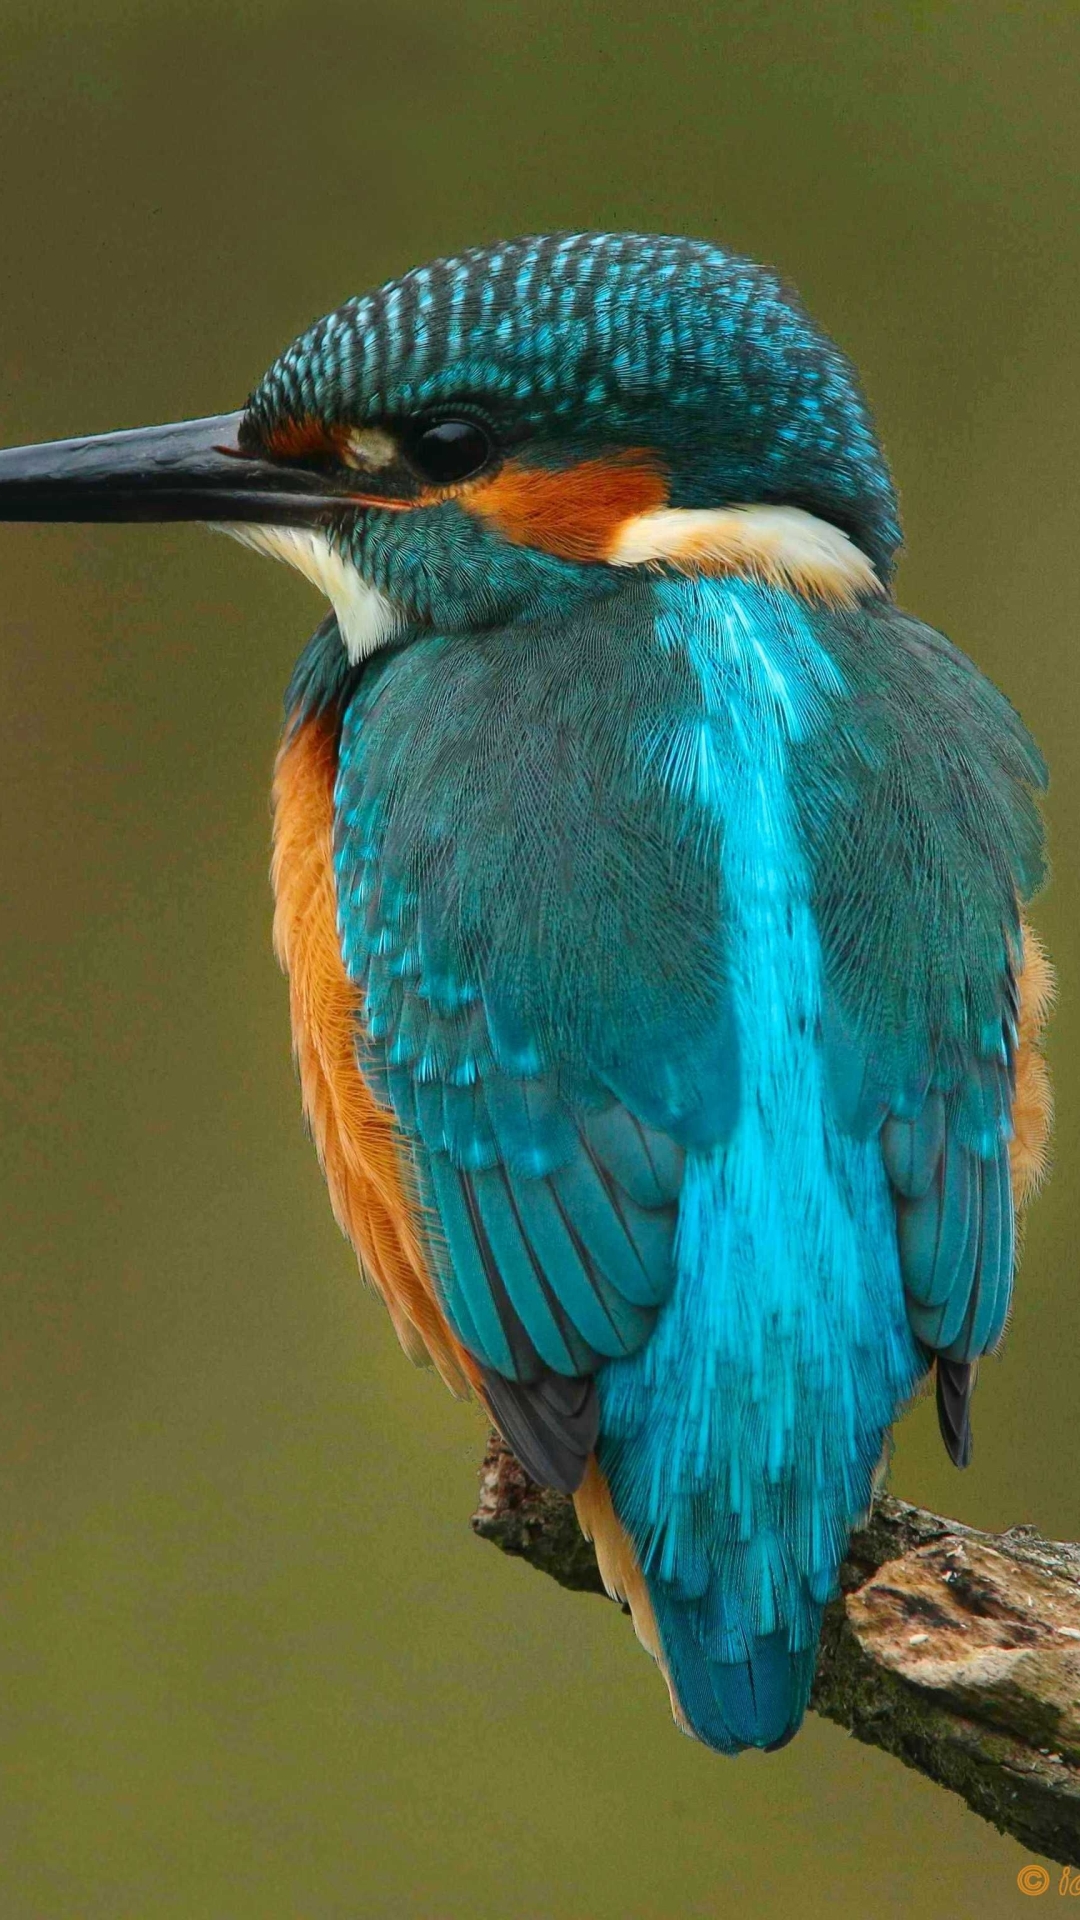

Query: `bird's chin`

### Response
(218, 522, 404, 663)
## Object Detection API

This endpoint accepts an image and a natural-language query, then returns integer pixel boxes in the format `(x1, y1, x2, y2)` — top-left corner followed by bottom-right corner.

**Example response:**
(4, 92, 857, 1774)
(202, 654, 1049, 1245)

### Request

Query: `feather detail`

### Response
(271, 710, 478, 1394)
(465, 452, 667, 562)
(330, 595, 715, 1479)
(935, 1357, 975, 1469)
(1010, 917, 1055, 1208)
(607, 503, 881, 608)
(573, 1456, 680, 1715)
(481, 1370, 598, 1494)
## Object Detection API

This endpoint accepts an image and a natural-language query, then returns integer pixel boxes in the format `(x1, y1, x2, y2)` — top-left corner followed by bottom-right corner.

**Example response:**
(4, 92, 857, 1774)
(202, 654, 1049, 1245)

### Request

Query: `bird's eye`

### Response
(406, 416, 493, 485)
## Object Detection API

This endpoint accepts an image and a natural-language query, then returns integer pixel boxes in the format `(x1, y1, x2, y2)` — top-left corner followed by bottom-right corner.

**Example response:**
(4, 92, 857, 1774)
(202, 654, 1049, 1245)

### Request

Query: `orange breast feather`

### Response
(271, 712, 479, 1395)
(1011, 917, 1054, 1209)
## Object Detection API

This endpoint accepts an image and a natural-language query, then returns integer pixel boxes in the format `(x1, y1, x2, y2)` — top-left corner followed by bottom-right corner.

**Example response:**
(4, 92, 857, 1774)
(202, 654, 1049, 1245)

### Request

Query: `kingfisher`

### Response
(0, 233, 1053, 1754)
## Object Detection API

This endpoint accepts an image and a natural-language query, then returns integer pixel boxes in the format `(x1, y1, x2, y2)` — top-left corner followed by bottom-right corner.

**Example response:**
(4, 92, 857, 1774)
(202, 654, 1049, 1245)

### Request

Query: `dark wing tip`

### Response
(936, 1356, 975, 1468)
(480, 1366, 599, 1493)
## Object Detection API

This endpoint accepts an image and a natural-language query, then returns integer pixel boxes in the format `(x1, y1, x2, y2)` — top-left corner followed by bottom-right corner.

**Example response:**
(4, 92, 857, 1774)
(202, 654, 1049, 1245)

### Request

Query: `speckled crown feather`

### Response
(247, 232, 901, 578)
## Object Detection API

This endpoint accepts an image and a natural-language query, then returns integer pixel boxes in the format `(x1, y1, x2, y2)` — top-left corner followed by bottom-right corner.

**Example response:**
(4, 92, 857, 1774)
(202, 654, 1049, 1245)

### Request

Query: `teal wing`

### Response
(331, 593, 740, 1489)
(327, 585, 1046, 1488)
(797, 600, 1047, 1465)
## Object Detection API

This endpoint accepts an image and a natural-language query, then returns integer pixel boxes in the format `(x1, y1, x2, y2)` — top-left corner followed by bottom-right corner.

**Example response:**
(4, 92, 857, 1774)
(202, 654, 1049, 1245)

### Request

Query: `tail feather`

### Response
(935, 1356, 975, 1468)
(576, 1459, 823, 1754)
(649, 1585, 820, 1753)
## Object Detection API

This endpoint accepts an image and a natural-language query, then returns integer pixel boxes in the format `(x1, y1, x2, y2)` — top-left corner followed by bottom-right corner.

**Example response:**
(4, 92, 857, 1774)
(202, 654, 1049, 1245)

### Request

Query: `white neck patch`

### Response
(221, 524, 402, 663)
(607, 503, 881, 607)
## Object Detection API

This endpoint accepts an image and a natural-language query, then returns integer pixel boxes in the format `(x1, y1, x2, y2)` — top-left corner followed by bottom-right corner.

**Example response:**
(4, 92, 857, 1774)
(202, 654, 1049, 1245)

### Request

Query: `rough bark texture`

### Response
(472, 1431, 1080, 1867)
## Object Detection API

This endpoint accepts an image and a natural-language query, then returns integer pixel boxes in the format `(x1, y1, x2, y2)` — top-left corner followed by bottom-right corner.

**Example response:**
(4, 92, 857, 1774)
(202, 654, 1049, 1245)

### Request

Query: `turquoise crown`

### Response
(247, 231, 901, 580)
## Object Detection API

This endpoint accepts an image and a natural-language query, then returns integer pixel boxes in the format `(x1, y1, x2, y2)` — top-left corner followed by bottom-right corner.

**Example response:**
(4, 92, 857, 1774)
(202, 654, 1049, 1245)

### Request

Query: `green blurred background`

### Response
(0, 2, 1076, 1914)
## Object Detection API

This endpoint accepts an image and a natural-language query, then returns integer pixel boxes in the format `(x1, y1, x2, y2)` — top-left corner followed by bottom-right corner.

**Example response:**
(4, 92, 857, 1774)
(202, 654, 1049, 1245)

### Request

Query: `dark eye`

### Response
(407, 416, 493, 485)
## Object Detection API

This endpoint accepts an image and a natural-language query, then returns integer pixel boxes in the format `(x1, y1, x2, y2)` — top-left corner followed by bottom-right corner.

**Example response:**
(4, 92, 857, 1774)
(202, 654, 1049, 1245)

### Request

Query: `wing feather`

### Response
(328, 598, 743, 1485)
(797, 598, 1051, 1469)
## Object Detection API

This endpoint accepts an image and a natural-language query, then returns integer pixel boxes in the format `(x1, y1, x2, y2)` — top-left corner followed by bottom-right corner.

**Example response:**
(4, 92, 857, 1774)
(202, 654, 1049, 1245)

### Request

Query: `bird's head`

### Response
(0, 232, 899, 651)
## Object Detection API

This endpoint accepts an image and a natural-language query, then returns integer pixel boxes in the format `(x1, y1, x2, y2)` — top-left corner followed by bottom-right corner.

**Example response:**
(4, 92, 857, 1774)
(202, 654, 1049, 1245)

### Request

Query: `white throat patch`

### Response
(221, 524, 402, 663)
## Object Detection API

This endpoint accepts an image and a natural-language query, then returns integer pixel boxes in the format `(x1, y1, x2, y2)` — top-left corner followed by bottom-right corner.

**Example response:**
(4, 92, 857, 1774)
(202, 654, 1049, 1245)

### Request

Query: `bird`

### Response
(0, 231, 1053, 1754)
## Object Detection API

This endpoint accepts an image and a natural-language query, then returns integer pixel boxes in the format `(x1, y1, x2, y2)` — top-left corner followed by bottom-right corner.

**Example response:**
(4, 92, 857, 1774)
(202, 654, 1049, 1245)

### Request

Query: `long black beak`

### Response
(0, 410, 348, 526)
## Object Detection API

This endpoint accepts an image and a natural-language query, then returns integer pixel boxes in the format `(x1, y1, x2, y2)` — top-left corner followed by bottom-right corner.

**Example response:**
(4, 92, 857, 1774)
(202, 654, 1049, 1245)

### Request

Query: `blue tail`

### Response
(594, 1119, 924, 1757)
(649, 1584, 821, 1754)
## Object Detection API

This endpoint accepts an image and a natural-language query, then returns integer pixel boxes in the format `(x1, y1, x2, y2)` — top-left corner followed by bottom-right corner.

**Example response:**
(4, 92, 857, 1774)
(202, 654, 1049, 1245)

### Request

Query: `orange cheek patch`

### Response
(272, 711, 480, 1396)
(465, 451, 668, 561)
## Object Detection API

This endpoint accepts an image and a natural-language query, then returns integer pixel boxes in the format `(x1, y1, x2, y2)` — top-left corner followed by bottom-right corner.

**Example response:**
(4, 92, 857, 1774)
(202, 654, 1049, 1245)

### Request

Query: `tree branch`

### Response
(472, 1432, 1080, 1868)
